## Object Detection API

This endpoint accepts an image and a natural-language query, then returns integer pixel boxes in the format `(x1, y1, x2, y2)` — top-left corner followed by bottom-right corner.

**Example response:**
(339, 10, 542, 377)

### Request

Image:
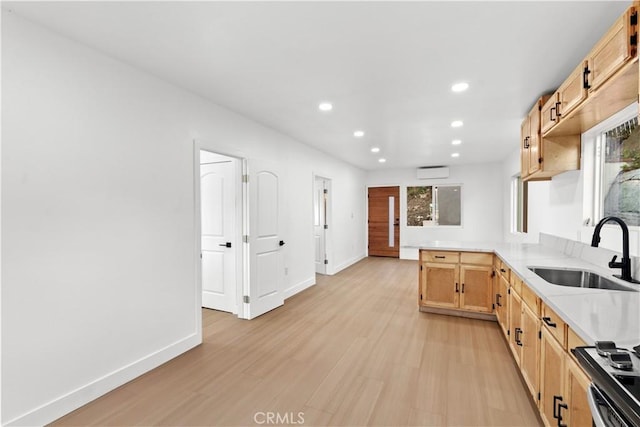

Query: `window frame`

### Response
(406, 183, 463, 228)
(583, 102, 639, 229)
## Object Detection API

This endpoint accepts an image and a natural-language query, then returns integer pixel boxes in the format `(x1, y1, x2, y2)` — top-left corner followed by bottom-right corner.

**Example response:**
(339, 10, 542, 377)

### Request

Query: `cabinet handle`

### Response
(542, 317, 557, 328)
(515, 328, 523, 346)
(555, 101, 562, 117)
(550, 106, 556, 122)
(495, 293, 502, 307)
(500, 268, 506, 273)
(583, 65, 591, 89)
(461, 283, 465, 293)
(455, 283, 459, 293)
(434, 255, 446, 259)
(523, 136, 530, 149)
(557, 402, 568, 427)
(553, 395, 563, 420)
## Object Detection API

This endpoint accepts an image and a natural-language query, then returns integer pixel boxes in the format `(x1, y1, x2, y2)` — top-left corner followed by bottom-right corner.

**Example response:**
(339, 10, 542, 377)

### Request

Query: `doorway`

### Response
(368, 186, 400, 258)
(200, 150, 241, 314)
(313, 176, 331, 274)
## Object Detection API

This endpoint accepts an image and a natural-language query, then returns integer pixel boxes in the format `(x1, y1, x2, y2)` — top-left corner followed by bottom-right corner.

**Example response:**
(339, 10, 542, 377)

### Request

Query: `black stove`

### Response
(574, 343, 640, 427)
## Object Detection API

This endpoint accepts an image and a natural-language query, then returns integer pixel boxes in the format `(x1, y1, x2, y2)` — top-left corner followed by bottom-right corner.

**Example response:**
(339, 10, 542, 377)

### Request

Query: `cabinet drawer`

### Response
(510, 274, 522, 296)
(542, 304, 567, 349)
(567, 327, 589, 365)
(460, 252, 493, 266)
(521, 283, 540, 315)
(423, 251, 459, 263)
(497, 259, 510, 282)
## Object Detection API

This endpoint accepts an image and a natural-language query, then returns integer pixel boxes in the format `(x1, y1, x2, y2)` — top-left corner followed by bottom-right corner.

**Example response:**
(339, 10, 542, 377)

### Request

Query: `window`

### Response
(589, 104, 640, 227)
(511, 174, 528, 233)
(407, 185, 461, 226)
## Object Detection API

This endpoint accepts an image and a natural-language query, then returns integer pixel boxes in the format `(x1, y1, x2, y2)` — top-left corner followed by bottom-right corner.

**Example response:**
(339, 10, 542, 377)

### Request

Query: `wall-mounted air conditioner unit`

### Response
(416, 166, 449, 179)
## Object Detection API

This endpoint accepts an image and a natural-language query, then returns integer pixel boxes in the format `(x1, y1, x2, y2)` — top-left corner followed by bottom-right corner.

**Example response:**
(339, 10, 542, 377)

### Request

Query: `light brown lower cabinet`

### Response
(508, 289, 523, 365)
(565, 356, 592, 427)
(539, 323, 592, 427)
(419, 251, 492, 314)
(519, 302, 540, 400)
(540, 325, 566, 427)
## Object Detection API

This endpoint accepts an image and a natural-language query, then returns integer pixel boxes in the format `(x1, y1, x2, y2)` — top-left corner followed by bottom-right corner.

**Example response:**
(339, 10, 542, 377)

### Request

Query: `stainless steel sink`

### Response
(528, 267, 638, 292)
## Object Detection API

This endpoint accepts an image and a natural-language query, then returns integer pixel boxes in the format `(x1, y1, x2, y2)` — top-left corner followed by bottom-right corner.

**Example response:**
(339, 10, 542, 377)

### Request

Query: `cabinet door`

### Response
(521, 117, 530, 179)
(423, 262, 459, 308)
(496, 275, 509, 337)
(540, 94, 559, 136)
(459, 264, 492, 312)
(566, 357, 592, 427)
(540, 327, 566, 427)
(588, 10, 634, 92)
(520, 303, 540, 401)
(509, 290, 523, 365)
(527, 102, 542, 176)
(558, 62, 588, 119)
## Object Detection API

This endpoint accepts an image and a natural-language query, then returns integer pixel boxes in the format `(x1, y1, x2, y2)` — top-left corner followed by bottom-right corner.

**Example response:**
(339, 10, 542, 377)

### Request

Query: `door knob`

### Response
(219, 242, 232, 248)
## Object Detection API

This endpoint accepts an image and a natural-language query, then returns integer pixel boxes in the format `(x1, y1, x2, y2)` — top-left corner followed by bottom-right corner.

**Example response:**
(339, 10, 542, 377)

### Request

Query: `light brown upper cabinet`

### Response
(588, 8, 637, 91)
(522, 96, 550, 178)
(540, 2, 639, 138)
(522, 3, 638, 181)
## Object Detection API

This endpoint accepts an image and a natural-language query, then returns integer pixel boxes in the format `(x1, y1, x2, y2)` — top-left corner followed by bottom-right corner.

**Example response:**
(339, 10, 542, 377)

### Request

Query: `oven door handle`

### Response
(587, 384, 610, 427)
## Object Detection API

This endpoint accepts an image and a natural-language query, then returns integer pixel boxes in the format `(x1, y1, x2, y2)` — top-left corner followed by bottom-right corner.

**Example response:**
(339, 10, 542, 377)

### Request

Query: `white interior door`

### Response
(201, 154, 237, 313)
(247, 160, 284, 319)
(314, 177, 327, 274)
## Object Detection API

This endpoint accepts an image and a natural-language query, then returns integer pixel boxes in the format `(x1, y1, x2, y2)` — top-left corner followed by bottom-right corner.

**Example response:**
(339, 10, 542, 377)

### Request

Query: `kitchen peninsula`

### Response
(414, 234, 640, 427)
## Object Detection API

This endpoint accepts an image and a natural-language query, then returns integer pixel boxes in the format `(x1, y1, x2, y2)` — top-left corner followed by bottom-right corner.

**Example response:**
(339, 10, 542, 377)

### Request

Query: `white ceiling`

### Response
(4, 1, 630, 170)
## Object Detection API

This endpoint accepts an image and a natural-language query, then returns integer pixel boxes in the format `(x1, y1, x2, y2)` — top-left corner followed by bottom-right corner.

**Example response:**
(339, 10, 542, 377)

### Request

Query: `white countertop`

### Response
(411, 241, 640, 348)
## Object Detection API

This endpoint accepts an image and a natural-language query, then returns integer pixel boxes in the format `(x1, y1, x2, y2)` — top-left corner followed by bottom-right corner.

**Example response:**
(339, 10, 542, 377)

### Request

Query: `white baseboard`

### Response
(6, 333, 202, 427)
(284, 277, 316, 300)
(329, 253, 366, 275)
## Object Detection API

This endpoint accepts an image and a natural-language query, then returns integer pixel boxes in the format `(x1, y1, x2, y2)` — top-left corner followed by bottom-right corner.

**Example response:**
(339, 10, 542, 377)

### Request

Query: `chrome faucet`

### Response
(591, 216, 636, 283)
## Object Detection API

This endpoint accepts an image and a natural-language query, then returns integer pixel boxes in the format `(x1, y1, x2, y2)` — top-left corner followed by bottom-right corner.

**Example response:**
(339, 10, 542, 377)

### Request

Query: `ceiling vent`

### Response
(416, 166, 449, 179)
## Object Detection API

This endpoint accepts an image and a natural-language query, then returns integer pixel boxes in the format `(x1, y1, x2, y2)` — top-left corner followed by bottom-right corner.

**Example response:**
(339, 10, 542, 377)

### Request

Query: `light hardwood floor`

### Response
(52, 257, 542, 426)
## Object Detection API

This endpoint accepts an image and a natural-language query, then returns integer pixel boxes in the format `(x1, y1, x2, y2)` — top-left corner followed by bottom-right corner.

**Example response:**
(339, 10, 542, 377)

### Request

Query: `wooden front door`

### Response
(368, 186, 400, 257)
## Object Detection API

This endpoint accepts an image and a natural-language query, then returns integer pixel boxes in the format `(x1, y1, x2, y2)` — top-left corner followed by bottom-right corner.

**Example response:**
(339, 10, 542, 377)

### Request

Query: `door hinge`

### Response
(631, 10, 638, 26)
(538, 157, 543, 164)
(324, 259, 328, 265)
(242, 174, 249, 183)
(537, 392, 541, 401)
(507, 329, 510, 336)
(420, 293, 423, 300)
(243, 295, 250, 304)
(324, 224, 329, 229)
(243, 235, 249, 243)
(491, 270, 496, 278)
(631, 33, 638, 47)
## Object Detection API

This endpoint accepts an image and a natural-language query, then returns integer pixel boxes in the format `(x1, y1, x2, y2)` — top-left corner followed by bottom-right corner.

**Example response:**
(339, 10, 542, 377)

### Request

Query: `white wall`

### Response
(1, 13, 366, 425)
(502, 145, 640, 257)
(366, 163, 503, 259)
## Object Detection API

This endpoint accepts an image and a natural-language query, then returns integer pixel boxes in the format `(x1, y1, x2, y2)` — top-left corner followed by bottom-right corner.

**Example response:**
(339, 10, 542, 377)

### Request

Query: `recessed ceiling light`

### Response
(378, 158, 386, 163)
(452, 139, 462, 145)
(353, 130, 365, 138)
(451, 120, 463, 128)
(451, 153, 460, 158)
(371, 147, 380, 153)
(451, 82, 469, 93)
(318, 102, 333, 112)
